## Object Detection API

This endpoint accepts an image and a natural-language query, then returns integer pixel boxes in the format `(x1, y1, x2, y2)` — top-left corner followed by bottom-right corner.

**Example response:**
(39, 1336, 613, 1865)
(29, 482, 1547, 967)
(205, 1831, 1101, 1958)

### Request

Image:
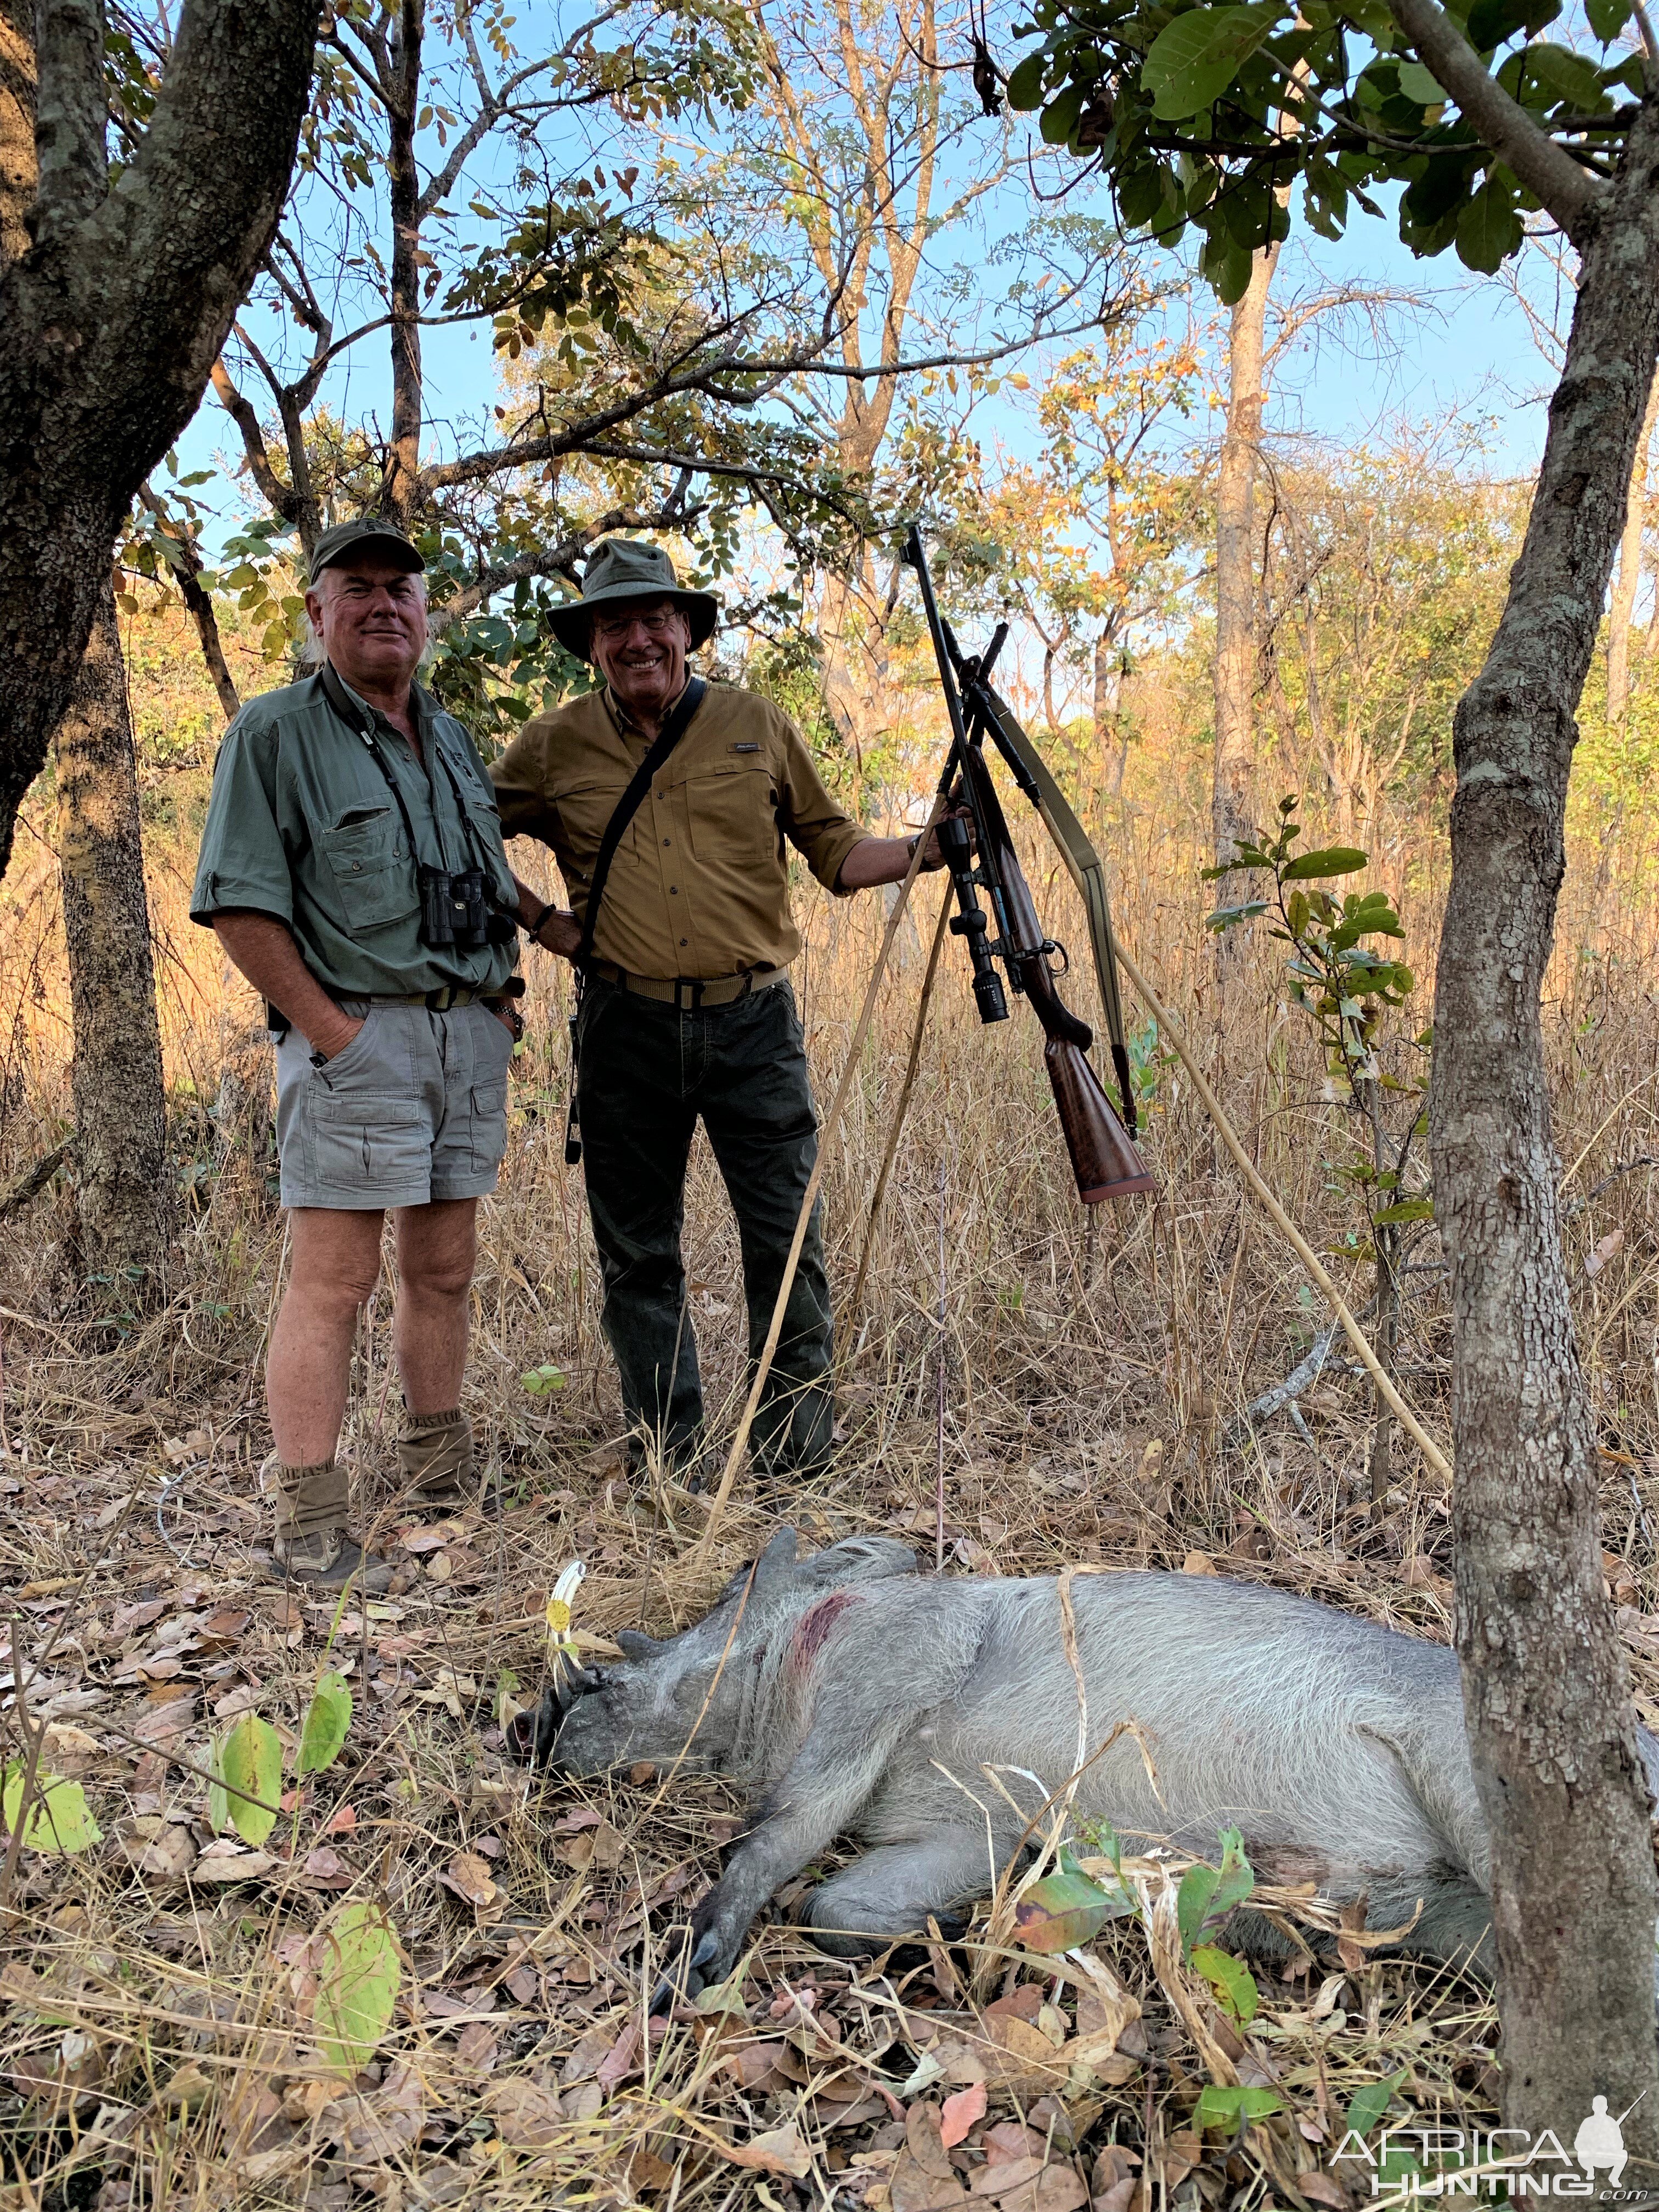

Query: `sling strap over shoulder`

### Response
(563, 676, 707, 1167)
(575, 677, 708, 970)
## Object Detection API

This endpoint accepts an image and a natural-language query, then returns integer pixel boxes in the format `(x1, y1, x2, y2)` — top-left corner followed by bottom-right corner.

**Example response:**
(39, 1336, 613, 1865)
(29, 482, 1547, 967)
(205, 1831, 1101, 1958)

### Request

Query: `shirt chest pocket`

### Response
(320, 806, 419, 932)
(556, 780, 636, 885)
(685, 764, 777, 865)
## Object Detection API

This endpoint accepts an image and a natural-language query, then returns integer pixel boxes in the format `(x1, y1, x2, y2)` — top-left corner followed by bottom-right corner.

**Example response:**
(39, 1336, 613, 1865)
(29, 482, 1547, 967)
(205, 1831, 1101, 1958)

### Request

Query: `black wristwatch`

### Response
(526, 901, 555, 945)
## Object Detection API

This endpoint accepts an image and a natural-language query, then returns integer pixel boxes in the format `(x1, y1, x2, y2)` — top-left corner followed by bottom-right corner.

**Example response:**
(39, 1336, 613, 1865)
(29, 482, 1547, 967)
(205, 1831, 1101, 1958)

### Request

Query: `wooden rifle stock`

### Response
(958, 746, 1154, 1203)
(903, 521, 1153, 1204)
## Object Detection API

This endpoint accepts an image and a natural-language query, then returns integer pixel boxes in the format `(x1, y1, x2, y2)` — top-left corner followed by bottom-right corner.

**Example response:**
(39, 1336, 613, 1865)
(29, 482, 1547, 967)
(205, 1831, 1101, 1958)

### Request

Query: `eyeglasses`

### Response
(592, 607, 684, 642)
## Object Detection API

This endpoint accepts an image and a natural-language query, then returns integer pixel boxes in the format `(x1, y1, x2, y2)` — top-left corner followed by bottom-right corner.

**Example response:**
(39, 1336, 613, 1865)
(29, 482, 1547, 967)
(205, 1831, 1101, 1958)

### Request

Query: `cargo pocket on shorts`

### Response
(468, 1015, 513, 1174)
(304, 1093, 428, 1198)
(301, 1012, 427, 1199)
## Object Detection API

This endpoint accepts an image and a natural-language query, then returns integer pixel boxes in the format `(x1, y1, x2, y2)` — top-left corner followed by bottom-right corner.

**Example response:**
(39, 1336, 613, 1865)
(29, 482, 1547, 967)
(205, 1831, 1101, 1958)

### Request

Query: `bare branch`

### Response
(210, 357, 302, 526)
(136, 485, 241, 719)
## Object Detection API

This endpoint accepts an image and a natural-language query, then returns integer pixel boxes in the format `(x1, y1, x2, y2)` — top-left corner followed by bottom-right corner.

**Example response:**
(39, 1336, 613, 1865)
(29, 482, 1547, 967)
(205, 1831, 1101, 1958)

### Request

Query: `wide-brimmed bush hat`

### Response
(550, 537, 720, 661)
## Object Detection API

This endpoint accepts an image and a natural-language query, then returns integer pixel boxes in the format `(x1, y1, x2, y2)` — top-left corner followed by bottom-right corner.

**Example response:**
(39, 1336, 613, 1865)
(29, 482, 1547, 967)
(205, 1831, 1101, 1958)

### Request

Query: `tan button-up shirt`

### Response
(490, 682, 866, 980)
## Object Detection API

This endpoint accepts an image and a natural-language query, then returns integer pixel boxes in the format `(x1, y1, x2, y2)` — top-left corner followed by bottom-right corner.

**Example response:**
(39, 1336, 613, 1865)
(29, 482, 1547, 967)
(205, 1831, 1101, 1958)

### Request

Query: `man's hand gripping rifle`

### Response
(903, 527, 1154, 1204)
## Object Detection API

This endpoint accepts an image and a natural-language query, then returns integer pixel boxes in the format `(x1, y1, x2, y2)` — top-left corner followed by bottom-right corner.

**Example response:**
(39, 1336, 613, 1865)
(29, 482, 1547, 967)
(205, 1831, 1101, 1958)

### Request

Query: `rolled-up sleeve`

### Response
(775, 719, 865, 894)
(489, 719, 553, 840)
(189, 715, 295, 928)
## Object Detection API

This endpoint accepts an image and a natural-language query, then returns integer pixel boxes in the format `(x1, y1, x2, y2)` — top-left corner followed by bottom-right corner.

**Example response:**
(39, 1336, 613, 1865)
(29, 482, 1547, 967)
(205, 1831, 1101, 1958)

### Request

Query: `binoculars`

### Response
(419, 865, 514, 951)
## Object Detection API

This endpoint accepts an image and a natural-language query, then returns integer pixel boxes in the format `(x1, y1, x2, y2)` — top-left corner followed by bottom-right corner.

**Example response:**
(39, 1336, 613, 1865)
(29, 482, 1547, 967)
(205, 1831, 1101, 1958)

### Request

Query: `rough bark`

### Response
(53, 580, 171, 1285)
(0, 0, 33, 266)
(382, 0, 425, 530)
(1212, 243, 1276, 874)
(1607, 363, 1658, 722)
(0, 0, 320, 880)
(1430, 94, 1659, 2153)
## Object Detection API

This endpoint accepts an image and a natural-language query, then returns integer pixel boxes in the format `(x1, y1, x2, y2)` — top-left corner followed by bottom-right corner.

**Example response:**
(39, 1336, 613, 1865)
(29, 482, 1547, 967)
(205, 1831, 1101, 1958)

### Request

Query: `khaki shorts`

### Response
(274, 998, 514, 1210)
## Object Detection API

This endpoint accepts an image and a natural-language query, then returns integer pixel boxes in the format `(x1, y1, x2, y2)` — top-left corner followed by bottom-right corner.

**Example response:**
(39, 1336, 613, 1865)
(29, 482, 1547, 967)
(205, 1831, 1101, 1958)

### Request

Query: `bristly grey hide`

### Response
(512, 1527, 1659, 2005)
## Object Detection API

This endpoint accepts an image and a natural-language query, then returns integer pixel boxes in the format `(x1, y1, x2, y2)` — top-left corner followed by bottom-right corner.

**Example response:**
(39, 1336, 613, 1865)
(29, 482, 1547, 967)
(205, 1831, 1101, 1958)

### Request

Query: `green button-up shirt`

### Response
(189, 668, 519, 999)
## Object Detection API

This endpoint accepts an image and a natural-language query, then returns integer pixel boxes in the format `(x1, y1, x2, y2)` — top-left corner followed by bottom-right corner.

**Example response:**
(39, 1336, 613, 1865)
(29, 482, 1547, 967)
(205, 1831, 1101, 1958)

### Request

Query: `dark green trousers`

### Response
(575, 974, 835, 1478)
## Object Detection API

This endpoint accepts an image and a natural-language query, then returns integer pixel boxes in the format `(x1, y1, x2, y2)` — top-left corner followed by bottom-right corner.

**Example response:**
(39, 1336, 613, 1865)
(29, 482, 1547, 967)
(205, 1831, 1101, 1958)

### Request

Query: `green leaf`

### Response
(1523, 39, 1607, 107)
(520, 1363, 567, 1395)
(1191, 1944, 1259, 2023)
(1014, 1864, 1136, 1951)
(1, 1763, 103, 1854)
(1176, 1863, 1219, 1954)
(314, 1900, 402, 2075)
(299, 1671, 353, 1777)
(1195, 2084, 1283, 2130)
(1344, 2069, 1408, 2141)
(1281, 846, 1367, 881)
(1587, 0, 1631, 38)
(1210, 1825, 1256, 1920)
(1118, 163, 1168, 227)
(220, 1713, 282, 1847)
(1006, 52, 1048, 108)
(207, 1742, 229, 1835)
(1395, 58, 1445, 101)
(1040, 83, 1087, 142)
(1455, 177, 1523, 272)
(1142, 2, 1283, 119)
(1373, 1196, 1434, 1224)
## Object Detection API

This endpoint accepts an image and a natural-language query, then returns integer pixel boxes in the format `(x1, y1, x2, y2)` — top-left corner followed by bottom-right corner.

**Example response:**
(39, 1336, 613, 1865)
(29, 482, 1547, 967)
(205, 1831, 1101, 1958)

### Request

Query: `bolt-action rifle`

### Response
(903, 526, 1154, 1204)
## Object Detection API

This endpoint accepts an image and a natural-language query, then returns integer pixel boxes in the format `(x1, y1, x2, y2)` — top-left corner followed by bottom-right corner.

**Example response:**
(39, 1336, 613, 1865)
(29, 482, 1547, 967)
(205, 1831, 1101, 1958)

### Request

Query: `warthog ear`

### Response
(752, 1525, 799, 1593)
(616, 1628, 665, 1660)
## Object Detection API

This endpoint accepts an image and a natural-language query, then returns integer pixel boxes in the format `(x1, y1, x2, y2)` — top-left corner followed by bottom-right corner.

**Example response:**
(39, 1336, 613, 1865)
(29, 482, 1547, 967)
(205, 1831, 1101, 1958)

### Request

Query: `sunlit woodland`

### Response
(4, 0, 1659, 2205)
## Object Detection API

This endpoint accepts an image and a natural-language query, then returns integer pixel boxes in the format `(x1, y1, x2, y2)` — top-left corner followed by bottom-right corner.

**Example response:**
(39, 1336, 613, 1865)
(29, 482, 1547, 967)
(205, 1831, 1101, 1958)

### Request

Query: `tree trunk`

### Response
(54, 579, 171, 1289)
(0, 0, 319, 878)
(1607, 362, 1659, 722)
(1430, 98, 1659, 2152)
(1212, 243, 1276, 876)
(381, 0, 424, 529)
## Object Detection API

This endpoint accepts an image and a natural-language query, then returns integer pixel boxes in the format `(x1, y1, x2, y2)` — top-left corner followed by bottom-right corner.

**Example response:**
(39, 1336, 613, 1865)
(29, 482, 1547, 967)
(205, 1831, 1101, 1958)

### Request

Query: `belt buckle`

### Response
(673, 978, 702, 1011)
(426, 986, 456, 1012)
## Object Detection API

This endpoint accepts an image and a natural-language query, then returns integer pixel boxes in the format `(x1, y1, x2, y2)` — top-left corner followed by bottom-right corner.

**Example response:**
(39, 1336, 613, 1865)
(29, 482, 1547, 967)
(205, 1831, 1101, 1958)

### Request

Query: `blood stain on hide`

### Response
(791, 1591, 864, 1668)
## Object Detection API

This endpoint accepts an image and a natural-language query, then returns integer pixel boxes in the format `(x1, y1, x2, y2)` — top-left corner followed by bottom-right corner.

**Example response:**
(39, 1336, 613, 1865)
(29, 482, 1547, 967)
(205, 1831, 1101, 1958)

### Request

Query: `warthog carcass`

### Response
(517, 1527, 1659, 2001)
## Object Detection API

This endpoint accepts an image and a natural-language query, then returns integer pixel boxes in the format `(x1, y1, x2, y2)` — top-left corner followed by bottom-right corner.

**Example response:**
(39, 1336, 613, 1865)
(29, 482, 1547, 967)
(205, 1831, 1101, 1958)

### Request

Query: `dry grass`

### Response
(3, 741, 1659, 2212)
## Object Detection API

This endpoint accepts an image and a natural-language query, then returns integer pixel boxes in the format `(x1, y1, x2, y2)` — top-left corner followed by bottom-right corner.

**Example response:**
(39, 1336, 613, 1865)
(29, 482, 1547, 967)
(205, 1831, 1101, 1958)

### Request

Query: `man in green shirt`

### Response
(191, 518, 529, 1587)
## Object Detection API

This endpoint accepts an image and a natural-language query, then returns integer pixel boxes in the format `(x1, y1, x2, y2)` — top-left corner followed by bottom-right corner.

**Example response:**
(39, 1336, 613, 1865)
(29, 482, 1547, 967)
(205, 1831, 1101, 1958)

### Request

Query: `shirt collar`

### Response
(327, 664, 439, 744)
(604, 678, 690, 741)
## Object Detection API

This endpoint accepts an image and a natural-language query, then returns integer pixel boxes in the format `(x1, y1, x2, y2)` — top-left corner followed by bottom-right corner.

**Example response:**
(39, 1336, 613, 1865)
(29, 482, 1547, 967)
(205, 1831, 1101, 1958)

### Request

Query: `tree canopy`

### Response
(1004, 0, 1648, 297)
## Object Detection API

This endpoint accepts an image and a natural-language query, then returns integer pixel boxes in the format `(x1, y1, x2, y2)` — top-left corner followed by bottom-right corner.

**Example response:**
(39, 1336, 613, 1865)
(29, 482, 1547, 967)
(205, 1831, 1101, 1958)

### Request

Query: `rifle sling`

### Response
(575, 676, 708, 972)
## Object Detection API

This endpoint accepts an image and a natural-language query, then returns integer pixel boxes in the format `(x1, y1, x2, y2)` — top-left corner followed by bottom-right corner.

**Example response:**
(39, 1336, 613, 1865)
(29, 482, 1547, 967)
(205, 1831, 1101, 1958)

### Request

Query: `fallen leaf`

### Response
(1337, 1896, 1369, 1974)
(1181, 1550, 1217, 1577)
(482, 2078, 562, 2148)
(720, 2121, 814, 2180)
(454, 2019, 499, 2071)
(905, 2102, 957, 2181)
(597, 2021, 642, 2092)
(117, 1816, 197, 1881)
(300, 1847, 353, 1889)
(940, 2080, 986, 2148)
(1298, 2176, 1351, 2209)
(439, 1851, 498, 1911)
(191, 1841, 275, 1883)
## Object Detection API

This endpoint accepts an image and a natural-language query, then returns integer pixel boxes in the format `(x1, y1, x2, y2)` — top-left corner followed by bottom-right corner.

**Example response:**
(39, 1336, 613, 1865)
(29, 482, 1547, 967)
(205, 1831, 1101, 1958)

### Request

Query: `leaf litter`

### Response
(0, 1423, 1521, 2212)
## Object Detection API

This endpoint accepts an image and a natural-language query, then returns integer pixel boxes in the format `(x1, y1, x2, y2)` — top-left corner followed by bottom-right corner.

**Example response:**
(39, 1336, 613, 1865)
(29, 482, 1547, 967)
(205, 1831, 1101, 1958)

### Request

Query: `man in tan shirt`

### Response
(492, 537, 950, 1487)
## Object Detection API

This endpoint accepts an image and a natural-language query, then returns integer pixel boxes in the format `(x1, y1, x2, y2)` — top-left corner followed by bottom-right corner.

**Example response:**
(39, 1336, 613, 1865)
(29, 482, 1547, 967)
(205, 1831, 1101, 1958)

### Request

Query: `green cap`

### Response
(551, 537, 720, 661)
(308, 517, 425, 587)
